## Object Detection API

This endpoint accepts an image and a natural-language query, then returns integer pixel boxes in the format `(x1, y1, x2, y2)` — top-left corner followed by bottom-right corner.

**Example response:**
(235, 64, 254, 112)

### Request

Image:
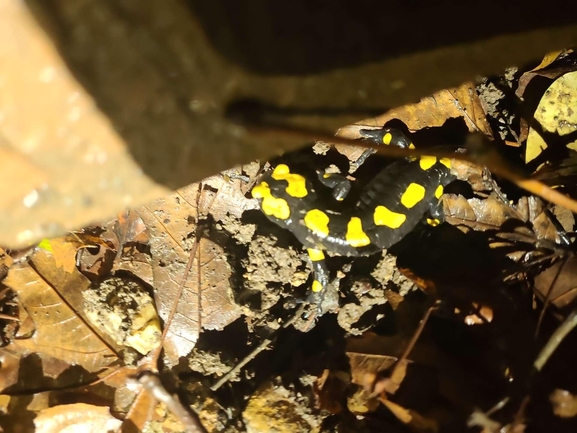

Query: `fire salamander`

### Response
(251, 127, 456, 300)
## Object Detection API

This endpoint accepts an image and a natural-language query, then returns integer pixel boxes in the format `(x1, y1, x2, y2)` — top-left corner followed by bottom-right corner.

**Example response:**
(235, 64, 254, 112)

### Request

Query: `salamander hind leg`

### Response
(306, 248, 331, 304)
(426, 197, 445, 227)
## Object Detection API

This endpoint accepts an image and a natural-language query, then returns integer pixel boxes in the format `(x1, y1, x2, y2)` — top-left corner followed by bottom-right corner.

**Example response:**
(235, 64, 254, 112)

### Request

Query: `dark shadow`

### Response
(0, 353, 116, 432)
(19, 1, 576, 188)
(225, 98, 388, 129)
(187, 0, 577, 74)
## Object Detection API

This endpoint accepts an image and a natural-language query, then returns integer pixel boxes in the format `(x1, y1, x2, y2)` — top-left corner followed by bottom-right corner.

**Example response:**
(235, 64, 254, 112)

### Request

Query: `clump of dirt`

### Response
(371, 252, 417, 296)
(83, 276, 161, 357)
(243, 379, 323, 433)
(240, 235, 309, 311)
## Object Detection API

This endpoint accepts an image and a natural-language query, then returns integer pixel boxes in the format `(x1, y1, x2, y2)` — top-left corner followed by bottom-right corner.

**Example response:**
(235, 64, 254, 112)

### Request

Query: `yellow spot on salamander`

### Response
(307, 248, 325, 261)
(345, 217, 371, 247)
(408, 143, 416, 149)
(435, 184, 444, 199)
(419, 156, 437, 170)
(271, 164, 290, 176)
(312, 280, 323, 292)
(401, 183, 426, 209)
(427, 218, 441, 227)
(271, 164, 308, 198)
(440, 158, 452, 169)
(251, 181, 269, 199)
(374, 206, 406, 229)
(304, 209, 330, 237)
(383, 132, 392, 145)
(252, 181, 291, 220)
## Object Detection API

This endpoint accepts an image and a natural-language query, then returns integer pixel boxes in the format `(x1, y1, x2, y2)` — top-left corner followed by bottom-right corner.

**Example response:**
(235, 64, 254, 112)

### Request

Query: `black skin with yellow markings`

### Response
(251, 127, 456, 298)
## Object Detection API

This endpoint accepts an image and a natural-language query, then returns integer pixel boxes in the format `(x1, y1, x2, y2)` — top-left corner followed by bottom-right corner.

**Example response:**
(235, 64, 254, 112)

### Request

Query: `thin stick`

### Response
(534, 308, 577, 372)
(247, 124, 577, 214)
(148, 187, 203, 364)
(136, 372, 207, 433)
(535, 255, 568, 338)
(389, 300, 440, 383)
(211, 305, 306, 391)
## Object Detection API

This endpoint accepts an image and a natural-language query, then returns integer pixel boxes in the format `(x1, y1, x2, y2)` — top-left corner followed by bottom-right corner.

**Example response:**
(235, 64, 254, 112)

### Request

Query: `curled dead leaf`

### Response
(337, 82, 493, 140)
(34, 403, 122, 433)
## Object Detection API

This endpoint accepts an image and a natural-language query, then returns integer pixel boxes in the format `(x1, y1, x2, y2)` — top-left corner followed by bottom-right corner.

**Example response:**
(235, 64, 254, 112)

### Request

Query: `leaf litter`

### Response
(3, 52, 577, 432)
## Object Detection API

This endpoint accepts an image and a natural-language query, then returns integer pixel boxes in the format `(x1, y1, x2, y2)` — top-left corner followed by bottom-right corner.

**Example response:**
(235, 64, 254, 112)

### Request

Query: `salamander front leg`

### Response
(354, 127, 416, 171)
(359, 127, 415, 149)
(318, 172, 351, 202)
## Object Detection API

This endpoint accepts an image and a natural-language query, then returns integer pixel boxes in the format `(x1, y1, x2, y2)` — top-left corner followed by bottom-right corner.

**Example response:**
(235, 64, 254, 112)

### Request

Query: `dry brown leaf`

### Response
(38, 234, 114, 274)
(34, 403, 122, 433)
(112, 249, 154, 287)
(444, 194, 520, 230)
(139, 184, 242, 365)
(347, 352, 398, 387)
(65, 231, 118, 279)
(30, 244, 125, 354)
(346, 331, 414, 397)
(550, 389, 577, 418)
(114, 210, 149, 246)
(123, 386, 157, 432)
(534, 256, 577, 313)
(0, 350, 21, 391)
(337, 81, 493, 140)
(444, 193, 566, 266)
(42, 237, 80, 274)
(516, 196, 562, 243)
(72, 217, 155, 283)
(0, 247, 13, 281)
(516, 49, 574, 99)
(1, 241, 119, 381)
(2, 261, 117, 373)
(445, 194, 562, 246)
(202, 169, 260, 222)
(347, 350, 410, 397)
(379, 398, 438, 432)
